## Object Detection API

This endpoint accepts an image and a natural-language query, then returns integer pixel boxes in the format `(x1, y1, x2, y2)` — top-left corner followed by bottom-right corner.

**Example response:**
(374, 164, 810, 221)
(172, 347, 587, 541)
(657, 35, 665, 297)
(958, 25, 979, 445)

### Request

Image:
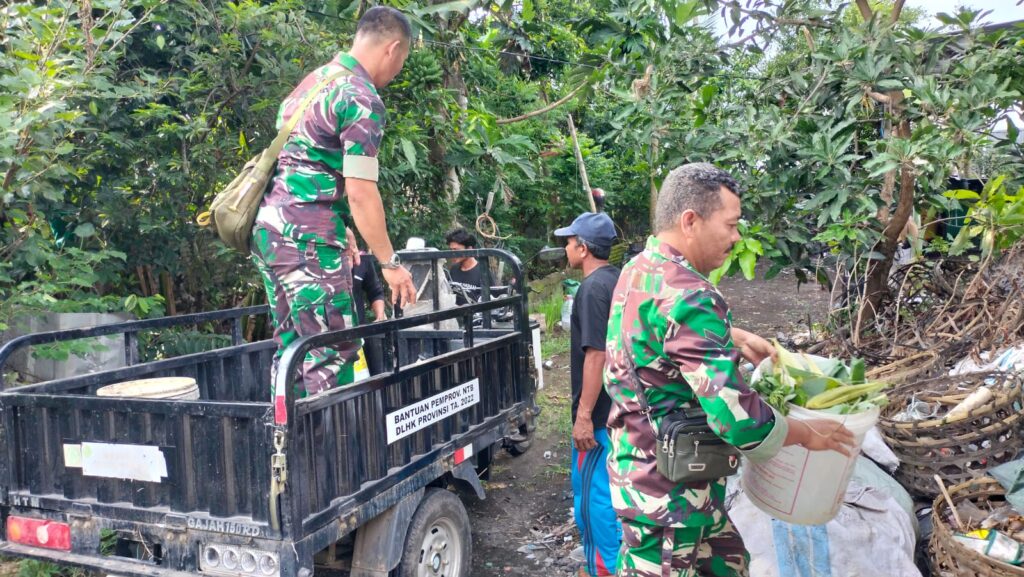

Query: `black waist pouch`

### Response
(655, 407, 740, 483)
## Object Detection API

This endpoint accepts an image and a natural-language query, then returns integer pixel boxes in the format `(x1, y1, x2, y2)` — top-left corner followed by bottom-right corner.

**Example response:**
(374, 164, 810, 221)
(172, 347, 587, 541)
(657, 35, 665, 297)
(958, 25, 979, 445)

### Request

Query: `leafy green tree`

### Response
(675, 1, 1023, 337)
(4, 0, 1020, 352)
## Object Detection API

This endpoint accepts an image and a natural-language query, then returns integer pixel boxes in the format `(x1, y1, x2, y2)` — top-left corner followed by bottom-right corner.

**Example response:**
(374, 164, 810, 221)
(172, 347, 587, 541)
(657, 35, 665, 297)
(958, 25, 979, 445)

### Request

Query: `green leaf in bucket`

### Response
(793, 387, 809, 407)
(781, 366, 844, 394)
(829, 362, 850, 381)
(850, 358, 865, 384)
(798, 376, 838, 397)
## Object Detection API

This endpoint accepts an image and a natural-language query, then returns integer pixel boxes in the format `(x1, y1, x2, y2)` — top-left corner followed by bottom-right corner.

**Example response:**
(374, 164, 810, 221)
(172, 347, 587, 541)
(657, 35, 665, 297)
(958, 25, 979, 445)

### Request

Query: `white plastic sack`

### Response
(726, 460, 920, 577)
(849, 457, 917, 537)
(950, 344, 1024, 375)
(860, 426, 900, 473)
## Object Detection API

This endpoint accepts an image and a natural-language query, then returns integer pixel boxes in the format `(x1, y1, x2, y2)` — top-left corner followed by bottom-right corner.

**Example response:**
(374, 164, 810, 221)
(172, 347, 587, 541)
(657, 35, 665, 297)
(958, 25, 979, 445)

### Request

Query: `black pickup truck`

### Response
(0, 248, 538, 577)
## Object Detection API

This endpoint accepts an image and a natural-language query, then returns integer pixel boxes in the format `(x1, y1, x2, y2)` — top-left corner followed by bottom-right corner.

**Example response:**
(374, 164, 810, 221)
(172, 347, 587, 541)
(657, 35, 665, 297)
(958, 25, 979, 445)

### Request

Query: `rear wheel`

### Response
(396, 488, 471, 577)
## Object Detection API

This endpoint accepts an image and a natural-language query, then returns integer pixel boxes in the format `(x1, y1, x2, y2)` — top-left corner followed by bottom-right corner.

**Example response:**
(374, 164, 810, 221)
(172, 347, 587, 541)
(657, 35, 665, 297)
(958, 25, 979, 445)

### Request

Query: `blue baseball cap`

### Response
(553, 212, 617, 249)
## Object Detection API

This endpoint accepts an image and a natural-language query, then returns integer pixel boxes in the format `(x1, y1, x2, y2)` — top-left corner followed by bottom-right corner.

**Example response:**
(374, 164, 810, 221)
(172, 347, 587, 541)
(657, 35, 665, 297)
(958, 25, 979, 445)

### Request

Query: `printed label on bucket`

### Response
(744, 446, 811, 515)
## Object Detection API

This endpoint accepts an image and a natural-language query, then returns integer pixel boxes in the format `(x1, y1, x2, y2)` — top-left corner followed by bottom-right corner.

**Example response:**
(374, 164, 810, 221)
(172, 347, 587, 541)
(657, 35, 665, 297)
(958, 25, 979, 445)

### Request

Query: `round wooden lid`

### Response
(96, 377, 198, 399)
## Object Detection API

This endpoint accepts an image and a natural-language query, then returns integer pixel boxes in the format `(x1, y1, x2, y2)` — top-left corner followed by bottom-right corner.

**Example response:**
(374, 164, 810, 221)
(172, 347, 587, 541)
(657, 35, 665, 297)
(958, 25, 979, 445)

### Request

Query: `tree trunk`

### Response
(432, 12, 468, 217)
(438, 58, 467, 216)
(160, 271, 177, 316)
(136, 265, 151, 297)
(145, 266, 158, 303)
(857, 121, 913, 333)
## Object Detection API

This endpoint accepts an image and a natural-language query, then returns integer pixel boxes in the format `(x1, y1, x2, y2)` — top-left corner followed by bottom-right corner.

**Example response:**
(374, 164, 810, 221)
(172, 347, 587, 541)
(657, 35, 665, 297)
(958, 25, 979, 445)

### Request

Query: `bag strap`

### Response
(617, 270, 706, 434)
(616, 278, 660, 432)
(622, 345, 662, 433)
(256, 65, 354, 171)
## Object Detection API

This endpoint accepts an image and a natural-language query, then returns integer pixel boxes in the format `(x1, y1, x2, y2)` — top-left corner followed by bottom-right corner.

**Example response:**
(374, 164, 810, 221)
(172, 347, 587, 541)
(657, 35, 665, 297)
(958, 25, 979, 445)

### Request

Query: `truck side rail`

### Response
(0, 306, 269, 388)
(0, 307, 275, 526)
(271, 249, 533, 542)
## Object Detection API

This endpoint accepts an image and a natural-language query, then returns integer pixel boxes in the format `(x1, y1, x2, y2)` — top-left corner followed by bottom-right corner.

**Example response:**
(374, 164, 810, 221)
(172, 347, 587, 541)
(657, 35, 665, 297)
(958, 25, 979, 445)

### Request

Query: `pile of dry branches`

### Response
(828, 245, 1024, 382)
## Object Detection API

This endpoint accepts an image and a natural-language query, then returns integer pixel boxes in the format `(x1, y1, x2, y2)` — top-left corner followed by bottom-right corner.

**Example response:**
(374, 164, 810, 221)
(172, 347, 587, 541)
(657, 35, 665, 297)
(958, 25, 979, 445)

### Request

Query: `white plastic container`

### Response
(97, 377, 200, 400)
(560, 296, 573, 330)
(741, 403, 879, 525)
(743, 355, 881, 525)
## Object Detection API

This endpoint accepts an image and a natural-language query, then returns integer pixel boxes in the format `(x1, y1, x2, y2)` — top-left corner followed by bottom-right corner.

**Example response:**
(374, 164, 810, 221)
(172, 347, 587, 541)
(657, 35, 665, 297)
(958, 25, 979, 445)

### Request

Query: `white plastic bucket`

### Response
(742, 356, 880, 525)
(741, 404, 878, 525)
(96, 377, 200, 400)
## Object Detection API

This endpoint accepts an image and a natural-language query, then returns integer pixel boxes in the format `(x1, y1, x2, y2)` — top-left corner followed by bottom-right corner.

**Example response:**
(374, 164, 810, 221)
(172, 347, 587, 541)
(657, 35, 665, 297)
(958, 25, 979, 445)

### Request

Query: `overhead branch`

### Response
(867, 90, 891, 104)
(801, 26, 815, 51)
(719, 30, 760, 50)
(855, 0, 873, 21)
(716, 1, 831, 29)
(496, 80, 589, 124)
(776, 17, 830, 27)
(891, 0, 906, 24)
(205, 38, 262, 130)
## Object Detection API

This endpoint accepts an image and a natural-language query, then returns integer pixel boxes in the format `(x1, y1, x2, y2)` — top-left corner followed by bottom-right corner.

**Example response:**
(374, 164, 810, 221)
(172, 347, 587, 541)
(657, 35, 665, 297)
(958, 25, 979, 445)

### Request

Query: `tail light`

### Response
(200, 543, 279, 577)
(6, 516, 72, 551)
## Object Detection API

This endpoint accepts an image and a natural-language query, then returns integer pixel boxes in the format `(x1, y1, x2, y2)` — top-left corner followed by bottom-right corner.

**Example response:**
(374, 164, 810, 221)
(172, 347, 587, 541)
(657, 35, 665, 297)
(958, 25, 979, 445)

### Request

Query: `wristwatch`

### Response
(380, 253, 402, 270)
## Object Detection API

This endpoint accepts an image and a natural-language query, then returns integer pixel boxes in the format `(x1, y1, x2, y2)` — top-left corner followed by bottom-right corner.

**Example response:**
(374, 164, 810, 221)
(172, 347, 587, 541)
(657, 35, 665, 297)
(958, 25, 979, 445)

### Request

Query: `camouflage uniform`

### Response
(252, 53, 385, 397)
(604, 236, 788, 577)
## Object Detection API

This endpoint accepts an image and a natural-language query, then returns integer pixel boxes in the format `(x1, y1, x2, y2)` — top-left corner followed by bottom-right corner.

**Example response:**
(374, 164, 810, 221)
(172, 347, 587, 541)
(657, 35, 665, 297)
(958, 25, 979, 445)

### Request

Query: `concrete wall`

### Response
(1, 312, 131, 385)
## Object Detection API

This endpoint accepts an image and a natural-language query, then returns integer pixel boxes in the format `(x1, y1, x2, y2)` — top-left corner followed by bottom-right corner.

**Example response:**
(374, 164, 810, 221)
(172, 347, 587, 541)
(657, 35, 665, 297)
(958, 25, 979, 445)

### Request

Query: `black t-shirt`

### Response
(352, 257, 384, 325)
(449, 263, 485, 305)
(570, 265, 620, 430)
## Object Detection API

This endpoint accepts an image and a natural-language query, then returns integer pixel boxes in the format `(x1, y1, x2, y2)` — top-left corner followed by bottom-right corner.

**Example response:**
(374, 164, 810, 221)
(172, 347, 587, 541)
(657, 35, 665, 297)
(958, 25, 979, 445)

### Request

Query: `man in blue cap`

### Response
(554, 212, 621, 577)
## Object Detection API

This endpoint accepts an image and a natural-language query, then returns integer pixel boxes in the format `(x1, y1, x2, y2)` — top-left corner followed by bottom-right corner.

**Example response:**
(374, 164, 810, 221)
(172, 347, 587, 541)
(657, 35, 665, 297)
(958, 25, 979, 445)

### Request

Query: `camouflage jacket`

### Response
(255, 52, 385, 247)
(604, 236, 787, 528)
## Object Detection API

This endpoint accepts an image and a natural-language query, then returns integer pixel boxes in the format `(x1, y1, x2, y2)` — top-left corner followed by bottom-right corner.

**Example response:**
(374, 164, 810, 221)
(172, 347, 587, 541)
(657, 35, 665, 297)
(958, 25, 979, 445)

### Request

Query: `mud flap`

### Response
(350, 487, 425, 577)
(450, 459, 486, 501)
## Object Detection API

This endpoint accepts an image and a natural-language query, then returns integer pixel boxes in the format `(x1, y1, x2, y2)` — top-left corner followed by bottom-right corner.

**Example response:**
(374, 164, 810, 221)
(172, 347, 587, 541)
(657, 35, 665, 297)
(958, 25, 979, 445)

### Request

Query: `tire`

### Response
(396, 488, 471, 577)
(505, 423, 533, 456)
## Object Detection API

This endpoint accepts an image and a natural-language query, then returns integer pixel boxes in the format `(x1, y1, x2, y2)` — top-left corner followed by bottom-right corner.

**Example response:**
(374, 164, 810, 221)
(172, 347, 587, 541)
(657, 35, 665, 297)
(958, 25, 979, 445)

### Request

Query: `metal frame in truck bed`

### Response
(0, 248, 537, 577)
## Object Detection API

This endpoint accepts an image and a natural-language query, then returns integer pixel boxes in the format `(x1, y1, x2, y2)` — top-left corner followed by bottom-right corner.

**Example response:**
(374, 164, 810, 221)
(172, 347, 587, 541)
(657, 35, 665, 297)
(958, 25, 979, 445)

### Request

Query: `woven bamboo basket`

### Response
(867, 348, 945, 385)
(878, 371, 1024, 498)
(930, 477, 1024, 577)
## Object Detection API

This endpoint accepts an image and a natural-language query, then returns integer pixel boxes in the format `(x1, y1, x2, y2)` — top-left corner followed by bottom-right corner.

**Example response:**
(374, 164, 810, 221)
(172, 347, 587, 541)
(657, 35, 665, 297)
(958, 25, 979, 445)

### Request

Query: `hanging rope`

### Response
(475, 179, 511, 240)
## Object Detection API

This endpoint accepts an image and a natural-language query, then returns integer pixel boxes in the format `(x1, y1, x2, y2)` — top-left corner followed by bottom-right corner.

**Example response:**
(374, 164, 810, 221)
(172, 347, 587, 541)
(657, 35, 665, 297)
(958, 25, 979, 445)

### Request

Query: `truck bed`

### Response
(1, 314, 276, 526)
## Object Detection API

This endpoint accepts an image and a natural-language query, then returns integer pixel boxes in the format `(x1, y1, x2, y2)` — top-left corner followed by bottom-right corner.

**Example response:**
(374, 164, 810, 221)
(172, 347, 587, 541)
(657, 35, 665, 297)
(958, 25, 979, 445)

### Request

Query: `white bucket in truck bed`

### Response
(97, 376, 200, 400)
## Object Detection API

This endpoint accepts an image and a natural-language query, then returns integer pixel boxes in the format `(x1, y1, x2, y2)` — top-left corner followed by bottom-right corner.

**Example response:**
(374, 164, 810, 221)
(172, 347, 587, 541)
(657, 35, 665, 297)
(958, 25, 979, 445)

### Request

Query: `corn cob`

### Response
(805, 381, 888, 410)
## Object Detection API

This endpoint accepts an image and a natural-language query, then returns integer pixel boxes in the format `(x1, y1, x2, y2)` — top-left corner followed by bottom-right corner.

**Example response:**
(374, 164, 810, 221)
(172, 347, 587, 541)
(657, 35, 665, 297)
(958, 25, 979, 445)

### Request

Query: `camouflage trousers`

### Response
(617, 516, 748, 577)
(252, 226, 358, 397)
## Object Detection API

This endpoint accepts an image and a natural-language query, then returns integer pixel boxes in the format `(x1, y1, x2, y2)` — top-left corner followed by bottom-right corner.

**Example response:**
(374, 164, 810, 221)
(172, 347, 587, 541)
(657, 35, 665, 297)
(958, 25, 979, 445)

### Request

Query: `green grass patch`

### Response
(543, 462, 571, 480)
(529, 290, 564, 333)
(536, 386, 572, 442)
(540, 333, 570, 358)
(12, 560, 88, 577)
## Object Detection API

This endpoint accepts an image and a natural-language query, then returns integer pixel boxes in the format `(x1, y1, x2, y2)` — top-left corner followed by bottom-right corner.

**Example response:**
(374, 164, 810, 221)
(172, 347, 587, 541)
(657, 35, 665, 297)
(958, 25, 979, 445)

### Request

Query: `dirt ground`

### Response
(467, 268, 832, 576)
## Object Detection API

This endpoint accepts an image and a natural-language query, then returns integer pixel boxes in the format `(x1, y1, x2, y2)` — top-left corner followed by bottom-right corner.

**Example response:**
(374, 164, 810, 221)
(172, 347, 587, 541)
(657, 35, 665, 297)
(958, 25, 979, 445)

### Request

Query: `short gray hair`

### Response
(653, 163, 740, 233)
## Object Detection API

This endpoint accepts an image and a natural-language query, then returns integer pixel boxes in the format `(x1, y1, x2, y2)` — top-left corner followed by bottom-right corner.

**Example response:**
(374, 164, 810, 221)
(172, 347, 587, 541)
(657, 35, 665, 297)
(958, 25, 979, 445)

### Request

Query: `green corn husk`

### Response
(753, 341, 888, 414)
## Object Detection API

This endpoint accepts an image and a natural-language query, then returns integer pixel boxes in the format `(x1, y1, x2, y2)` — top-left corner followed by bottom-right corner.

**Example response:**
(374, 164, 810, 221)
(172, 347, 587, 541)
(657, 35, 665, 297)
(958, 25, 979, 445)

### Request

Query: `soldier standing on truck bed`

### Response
(604, 163, 856, 577)
(251, 6, 417, 397)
